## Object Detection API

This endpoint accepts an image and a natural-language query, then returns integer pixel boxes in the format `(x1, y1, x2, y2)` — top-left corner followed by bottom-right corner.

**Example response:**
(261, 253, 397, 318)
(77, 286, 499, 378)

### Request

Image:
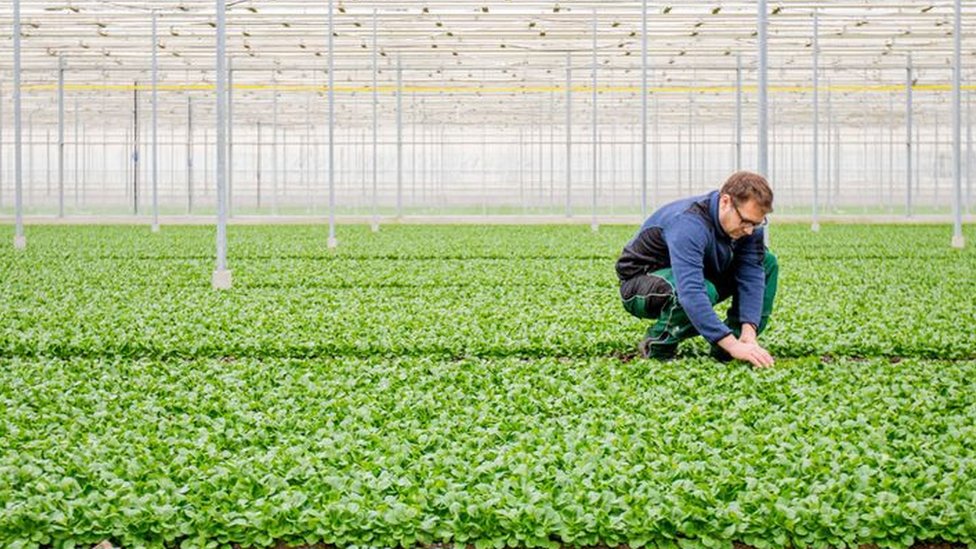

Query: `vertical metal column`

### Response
(371, 8, 379, 232)
(13, 0, 25, 248)
(58, 56, 65, 218)
(736, 54, 742, 171)
(906, 55, 913, 217)
(327, 0, 337, 248)
(46, 129, 51, 198)
(151, 12, 160, 232)
(757, 0, 769, 176)
(256, 121, 262, 209)
(228, 56, 234, 218)
(640, 0, 648, 218)
(132, 85, 140, 215)
(0, 86, 4, 210)
(271, 82, 278, 215)
(888, 93, 895, 211)
(396, 56, 403, 218)
(826, 81, 832, 211)
(566, 52, 572, 218)
(591, 10, 598, 231)
(187, 96, 194, 214)
(951, 0, 964, 248)
(73, 98, 79, 209)
(811, 9, 820, 231)
(213, 0, 232, 288)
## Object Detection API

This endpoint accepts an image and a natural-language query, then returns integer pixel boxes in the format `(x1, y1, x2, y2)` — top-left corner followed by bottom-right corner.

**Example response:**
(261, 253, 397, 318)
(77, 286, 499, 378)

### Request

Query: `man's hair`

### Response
(720, 171, 774, 212)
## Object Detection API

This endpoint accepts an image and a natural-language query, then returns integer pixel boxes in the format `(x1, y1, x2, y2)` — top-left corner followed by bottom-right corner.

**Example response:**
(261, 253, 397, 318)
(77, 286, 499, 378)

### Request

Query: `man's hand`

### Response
(717, 333, 775, 368)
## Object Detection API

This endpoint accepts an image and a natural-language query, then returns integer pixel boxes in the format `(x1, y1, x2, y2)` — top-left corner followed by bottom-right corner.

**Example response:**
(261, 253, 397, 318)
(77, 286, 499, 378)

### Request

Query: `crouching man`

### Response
(616, 171, 779, 368)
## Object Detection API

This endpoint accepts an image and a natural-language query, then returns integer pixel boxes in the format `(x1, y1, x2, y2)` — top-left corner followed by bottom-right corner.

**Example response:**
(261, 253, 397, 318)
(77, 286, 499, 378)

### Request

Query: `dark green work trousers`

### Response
(620, 251, 779, 345)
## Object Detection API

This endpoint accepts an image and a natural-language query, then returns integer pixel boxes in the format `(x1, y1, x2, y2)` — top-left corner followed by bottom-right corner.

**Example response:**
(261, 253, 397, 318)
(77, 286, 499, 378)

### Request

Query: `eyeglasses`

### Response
(732, 200, 768, 229)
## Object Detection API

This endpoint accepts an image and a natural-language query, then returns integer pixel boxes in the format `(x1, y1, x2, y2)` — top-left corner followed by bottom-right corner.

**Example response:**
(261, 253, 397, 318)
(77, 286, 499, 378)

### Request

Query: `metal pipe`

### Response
(566, 51, 572, 218)
(132, 83, 139, 215)
(758, 0, 769, 177)
(151, 12, 159, 231)
(371, 8, 379, 231)
(328, 0, 337, 247)
(58, 56, 65, 218)
(256, 120, 262, 209)
(591, 10, 598, 231)
(396, 55, 403, 218)
(906, 54, 913, 217)
(271, 79, 278, 215)
(187, 96, 193, 214)
(736, 54, 742, 172)
(0, 85, 4, 210)
(13, 0, 24, 247)
(640, 0, 648, 218)
(215, 0, 229, 276)
(951, 0, 964, 248)
(812, 9, 819, 231)
(228, 56, 234, 218)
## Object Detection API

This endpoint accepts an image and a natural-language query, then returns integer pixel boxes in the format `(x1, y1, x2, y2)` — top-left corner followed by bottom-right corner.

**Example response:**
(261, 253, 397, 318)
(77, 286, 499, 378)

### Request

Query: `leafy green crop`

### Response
(0, 223, 975, 549)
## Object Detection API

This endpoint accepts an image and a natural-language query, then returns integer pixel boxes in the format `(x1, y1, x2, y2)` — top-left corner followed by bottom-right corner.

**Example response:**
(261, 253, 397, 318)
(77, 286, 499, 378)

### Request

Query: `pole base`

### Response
(951, 234, 966, 249)
(371, 222, 380, 233)
(151, 224, 160, 233)
(327, 236, 339, 249)
(590, 223, 599, 232)
(811, 222, 820, 232)
(212, 269, 233, 290)
(13, 235, 27, 250)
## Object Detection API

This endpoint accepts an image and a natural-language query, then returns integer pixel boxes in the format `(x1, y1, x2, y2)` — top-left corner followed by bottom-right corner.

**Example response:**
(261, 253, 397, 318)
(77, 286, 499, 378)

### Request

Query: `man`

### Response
(615, 171, 778, 368)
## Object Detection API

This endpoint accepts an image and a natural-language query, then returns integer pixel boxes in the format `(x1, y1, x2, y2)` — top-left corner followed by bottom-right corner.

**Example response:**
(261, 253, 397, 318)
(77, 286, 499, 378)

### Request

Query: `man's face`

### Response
(719, 193, 768, 240)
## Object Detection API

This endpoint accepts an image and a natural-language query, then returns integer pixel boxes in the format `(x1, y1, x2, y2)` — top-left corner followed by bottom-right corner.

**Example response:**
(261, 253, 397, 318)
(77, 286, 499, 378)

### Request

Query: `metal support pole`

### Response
(187, 96, 194, 214)
(640, 0, 648, 218)
(951, 0, 964, 248)
(758, 0, 768, 177)
(73, 98, 79, 209)
(825, 83, 831, 211)
(371, 8, 379, 232)
(228, 56, 234, 218)
(736, 54, 742, 171)
(591, 11, 598, 231)
(0, 86, 4, 210)
(13, 0, 24, 248)
(271, 82, 278, 215)
(256, 121, 262, 209)
(327, 0, 337, 248)
(566, 52, 572, 218)
(812, 9, 820, 232)
(396, 56, 403, 218)
(213, 0, 231, 288)
(133, 84, 140, 215)
(58, 56, 65, 218)
(151, 12, 160, 232)
(906, 55, 913, 217)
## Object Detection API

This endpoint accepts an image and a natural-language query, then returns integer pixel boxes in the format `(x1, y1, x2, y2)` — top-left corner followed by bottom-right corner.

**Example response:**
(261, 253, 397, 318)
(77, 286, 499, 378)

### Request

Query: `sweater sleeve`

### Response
(666, 217, 734, 344)
(733, 229, 766, 328)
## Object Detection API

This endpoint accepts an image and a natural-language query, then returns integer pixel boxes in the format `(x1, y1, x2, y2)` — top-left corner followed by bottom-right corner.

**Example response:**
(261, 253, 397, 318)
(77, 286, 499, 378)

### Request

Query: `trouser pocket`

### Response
(620, 270, 674, 319)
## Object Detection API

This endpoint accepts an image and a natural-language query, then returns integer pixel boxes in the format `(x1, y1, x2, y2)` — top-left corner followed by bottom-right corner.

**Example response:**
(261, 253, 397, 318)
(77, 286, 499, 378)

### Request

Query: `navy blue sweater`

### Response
(615, 191, 766, 344)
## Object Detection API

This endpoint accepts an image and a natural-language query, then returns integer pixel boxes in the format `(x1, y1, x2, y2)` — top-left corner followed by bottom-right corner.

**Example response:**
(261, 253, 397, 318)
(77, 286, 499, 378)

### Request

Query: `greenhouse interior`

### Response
(1, 1, 974, 222)
(2, 2, 976, 549)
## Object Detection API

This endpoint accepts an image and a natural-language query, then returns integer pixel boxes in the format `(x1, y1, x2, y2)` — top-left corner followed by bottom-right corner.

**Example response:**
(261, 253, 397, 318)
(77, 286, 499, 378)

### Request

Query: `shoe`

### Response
(709, 343, 733, 363)
(639, 337, 678, 361)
